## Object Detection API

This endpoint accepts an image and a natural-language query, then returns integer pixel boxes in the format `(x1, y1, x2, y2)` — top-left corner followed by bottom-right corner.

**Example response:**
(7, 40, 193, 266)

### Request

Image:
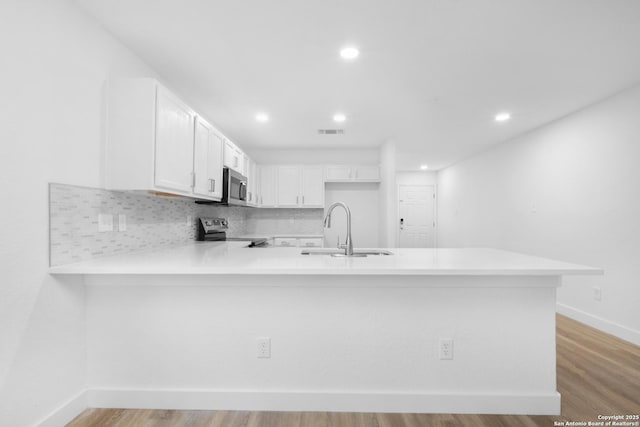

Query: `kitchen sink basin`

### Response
(301, 249, 393, 257)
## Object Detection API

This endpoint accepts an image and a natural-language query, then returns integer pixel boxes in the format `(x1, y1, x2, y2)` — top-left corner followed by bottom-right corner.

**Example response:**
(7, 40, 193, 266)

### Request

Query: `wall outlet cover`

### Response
(257, 337, 271, 359)
(439, 338, 454, 360)
(98, 213, 114, 232)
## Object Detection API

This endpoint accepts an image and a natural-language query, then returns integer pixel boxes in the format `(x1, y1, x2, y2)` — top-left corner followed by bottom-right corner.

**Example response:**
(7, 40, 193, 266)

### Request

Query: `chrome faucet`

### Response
(324, 202, 354, 256)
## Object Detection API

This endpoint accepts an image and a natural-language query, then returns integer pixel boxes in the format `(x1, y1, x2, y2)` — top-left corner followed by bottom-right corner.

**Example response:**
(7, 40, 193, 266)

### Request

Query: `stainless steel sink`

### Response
(301, 249, 393, 257)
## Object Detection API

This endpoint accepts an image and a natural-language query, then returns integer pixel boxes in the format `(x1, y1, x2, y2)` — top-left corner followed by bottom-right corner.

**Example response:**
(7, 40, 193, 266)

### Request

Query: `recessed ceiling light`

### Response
(420, 164, 429, 170)
(495, 112, 511, 122)
(255, 113, 269, 123)
(333, 113, 347, 122)
(340, 47, 359, 60)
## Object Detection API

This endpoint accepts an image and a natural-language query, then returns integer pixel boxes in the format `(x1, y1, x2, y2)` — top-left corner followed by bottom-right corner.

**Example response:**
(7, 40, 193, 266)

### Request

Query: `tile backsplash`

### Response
(244, 208, 324, 236)
(49, 183, 323, 266)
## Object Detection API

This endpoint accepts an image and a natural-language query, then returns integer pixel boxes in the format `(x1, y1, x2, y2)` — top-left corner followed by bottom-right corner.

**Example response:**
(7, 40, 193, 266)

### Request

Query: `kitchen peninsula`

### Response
(50, 244, 601, 415)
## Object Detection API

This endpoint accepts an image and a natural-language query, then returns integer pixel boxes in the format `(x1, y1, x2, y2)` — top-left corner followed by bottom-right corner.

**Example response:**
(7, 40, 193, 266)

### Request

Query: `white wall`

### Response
(324, 183, 380, 248)
(0, 0, 157, 425)
(379, 141, 397, 247)
(396, 171, 437, 186)
(437, 84, 640, 345)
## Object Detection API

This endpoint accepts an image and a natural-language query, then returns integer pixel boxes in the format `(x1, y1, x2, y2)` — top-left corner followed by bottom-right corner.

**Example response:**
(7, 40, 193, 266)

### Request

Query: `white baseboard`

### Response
(87, 388, 560, 415)
(556, 303, 640, 346)
(34, 390, 87, 427)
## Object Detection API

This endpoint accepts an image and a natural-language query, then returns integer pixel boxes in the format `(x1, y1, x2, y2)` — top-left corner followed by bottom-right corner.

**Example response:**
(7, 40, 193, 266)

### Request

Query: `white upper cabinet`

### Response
(224, 139, 245, 175)
(105, 78, 225, 201)
(277, 166, 302, 207)
(193, 117, 223, 200)
(154, 86, 195, 193)
(324, 165, 380, 182)
(259, 165, 277, 207)
(324, 165, 352, 181)
(245, 157, 258, 206)
(274, 165, 324, 208)
(300, 166, 324, 207)
(352, 165, 380, 181)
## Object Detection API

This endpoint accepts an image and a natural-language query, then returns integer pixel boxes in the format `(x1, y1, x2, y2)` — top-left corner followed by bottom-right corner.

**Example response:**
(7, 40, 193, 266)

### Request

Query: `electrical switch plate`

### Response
(186, 215, 192, 226)
(98, 213, 113, 232)
(118, 214, 127, 231)
(439, 339, 454, 360)
(593, 286, 602, 301)
(257, 337, 271, 359)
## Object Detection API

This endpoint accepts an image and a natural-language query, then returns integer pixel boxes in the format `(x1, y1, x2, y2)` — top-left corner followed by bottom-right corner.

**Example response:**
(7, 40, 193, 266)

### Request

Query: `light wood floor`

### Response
(67, 315, 640, 427)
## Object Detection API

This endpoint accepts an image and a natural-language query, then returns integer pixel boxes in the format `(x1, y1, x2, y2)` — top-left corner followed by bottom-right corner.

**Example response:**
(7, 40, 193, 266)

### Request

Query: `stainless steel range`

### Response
(196, 217, 269, 247)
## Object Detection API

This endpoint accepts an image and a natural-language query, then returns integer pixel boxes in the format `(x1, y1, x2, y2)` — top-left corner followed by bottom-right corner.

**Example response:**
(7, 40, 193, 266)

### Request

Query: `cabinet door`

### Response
(193, 117, 223, 199)
(298, 238, 323, 248)
(259, 165, 277, 207)
(277, 166, 301, 207)
(236, 150, 245, 176)
(354, 165, 380, 181)
(245, 158, 257, 206)
(155, 86, 195, 192)
(324, 165, 352, 181)
(273, 237, 298, 247)
(250, 160, 258, 206)
(301, 166, 324, 207)
(224, 140, 242, 173)
(255, 163, 262, 207)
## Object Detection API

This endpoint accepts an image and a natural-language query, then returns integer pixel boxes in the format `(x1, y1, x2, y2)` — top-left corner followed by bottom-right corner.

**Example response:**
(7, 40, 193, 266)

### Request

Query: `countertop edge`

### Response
(49, 267, 604, 276)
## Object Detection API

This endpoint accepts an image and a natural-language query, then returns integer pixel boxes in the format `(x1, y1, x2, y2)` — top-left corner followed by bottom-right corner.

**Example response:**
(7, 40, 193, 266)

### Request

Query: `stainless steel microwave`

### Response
(222, 167, 247, 206)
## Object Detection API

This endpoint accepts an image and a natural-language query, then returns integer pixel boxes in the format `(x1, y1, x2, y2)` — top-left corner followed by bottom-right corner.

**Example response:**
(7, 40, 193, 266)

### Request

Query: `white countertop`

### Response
(48, 242, 603, 276)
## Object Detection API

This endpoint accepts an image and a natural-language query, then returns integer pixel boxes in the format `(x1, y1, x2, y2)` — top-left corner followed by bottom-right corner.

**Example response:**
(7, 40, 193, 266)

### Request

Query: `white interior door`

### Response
(398, 185, 435, 248)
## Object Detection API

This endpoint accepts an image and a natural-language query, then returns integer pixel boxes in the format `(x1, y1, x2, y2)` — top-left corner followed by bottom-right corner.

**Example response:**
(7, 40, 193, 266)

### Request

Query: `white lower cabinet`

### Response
(273, 237, 324, 247)
(273, 237, 298, 247)
(298, 238, 323, 248)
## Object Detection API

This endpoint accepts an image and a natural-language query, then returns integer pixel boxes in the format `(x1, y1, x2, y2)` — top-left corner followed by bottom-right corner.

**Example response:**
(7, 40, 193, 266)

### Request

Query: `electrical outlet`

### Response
(186, 215, 192, 226)
(439, 339, 454, 360)
(593, 286, 602, 301)
(257, 337, 271, 359)
(118, 214, 127, 231)
(98, 213, 113, 232)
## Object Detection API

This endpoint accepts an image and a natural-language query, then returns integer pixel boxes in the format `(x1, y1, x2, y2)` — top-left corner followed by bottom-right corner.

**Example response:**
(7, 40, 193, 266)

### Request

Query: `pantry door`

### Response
(398, 185, 436, 248)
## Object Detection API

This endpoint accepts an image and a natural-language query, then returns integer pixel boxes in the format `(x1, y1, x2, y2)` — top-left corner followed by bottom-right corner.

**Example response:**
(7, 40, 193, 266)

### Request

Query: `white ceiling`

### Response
(75, 0, 640, 170)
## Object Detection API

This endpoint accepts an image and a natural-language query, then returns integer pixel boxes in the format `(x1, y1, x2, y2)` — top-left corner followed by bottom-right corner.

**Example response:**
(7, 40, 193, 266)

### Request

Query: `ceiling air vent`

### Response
(318, 129, 345, 135)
